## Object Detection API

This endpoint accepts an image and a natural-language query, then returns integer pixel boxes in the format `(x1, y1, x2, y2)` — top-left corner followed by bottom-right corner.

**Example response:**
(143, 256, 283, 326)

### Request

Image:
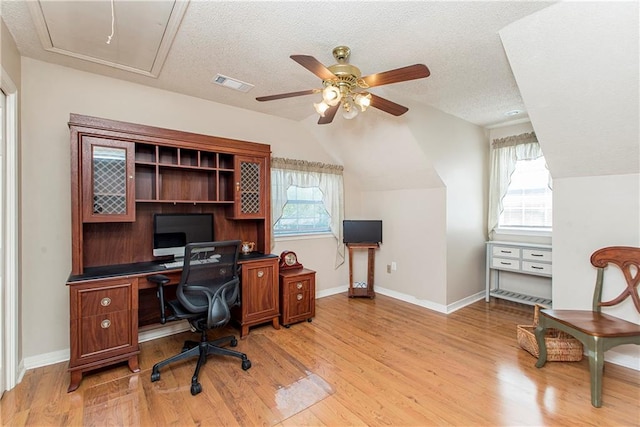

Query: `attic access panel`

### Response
(27, 0, 189, 77)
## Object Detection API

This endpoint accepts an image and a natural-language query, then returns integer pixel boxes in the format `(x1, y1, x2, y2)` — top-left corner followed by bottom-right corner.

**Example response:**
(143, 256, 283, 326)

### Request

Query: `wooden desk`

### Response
(66, 254, 279, 392)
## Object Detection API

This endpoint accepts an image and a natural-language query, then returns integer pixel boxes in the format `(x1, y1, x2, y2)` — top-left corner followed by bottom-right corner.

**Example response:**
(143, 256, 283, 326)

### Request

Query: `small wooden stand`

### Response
(347, 243, 378, 298)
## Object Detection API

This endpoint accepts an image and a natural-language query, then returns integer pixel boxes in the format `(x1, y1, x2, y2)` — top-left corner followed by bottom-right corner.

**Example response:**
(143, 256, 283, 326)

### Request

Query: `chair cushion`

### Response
(167, 299, 202, 321)
(541, 309, 640, 337)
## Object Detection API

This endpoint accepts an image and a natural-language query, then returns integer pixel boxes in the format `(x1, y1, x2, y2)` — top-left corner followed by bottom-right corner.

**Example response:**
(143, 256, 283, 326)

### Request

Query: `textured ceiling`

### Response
(1, 1, 557, 127)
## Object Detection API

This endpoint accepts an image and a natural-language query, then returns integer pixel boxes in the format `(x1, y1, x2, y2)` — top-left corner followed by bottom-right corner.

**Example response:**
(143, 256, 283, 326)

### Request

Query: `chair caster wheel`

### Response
(191, 383, 202, 395)
(230, 337, 238, 347)
(307, 318, 313, 322)
(151, 371, 160, 382)
(242, 359, 252, 370)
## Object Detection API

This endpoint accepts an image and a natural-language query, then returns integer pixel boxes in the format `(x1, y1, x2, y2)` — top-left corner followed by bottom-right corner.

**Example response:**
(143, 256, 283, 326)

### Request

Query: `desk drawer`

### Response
(522, 261, 552, 276)
(80, 310, 133, 357)
(492, 258, 520, 271)
(79, 286, 130, 316)
(286, 278, 312, 294)
(492, 246, 520, 259)
(523, 249, 551, 262)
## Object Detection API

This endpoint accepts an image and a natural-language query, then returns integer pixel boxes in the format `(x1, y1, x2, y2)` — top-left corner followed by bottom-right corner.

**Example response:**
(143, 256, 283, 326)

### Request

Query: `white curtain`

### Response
(271, 157, 345, 268)
(488, 132, 546, 235)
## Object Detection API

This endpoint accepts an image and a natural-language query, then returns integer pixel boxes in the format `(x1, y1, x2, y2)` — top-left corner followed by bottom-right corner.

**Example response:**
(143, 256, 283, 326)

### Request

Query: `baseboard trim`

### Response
(22, 322, 191, 370)
(139, 321, 190, 343)
(23, 349, 69, 370)
(374, 287, 485, 314)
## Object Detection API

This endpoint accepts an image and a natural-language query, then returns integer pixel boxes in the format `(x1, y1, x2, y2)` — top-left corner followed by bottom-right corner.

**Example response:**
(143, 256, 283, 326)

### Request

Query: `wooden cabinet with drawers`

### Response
(279, 268, 316, 327)
(234, 257, 280, 337)
(485, 241, 552, 306)
(67, 277, 140, 392)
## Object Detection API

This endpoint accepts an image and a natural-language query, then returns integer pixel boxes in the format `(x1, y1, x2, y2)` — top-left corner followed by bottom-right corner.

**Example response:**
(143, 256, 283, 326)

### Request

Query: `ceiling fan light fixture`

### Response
(354, 92, 372, 112)
(322, 85, 342, 106)
(314, 101, 330, 117)
(256, 46, 430, 124)
(342, 99, 359, 120)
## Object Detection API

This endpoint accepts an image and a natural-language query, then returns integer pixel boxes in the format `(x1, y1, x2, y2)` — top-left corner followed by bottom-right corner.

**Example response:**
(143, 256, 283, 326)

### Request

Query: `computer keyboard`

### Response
(162, 260, 184, 269)
(161, 256, 220, 269)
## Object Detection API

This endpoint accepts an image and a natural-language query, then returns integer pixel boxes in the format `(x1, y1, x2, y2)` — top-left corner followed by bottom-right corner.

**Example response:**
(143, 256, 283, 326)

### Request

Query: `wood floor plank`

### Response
(2, 294, 639, 426)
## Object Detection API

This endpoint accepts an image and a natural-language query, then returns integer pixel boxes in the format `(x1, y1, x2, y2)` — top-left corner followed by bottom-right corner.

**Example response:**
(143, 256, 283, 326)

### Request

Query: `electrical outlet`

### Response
(391, 261, 397, 271)
(386, 264, 391, 273)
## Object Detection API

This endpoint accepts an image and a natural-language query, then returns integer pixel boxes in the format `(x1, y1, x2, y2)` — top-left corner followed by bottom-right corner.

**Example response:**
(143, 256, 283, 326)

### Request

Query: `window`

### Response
(271, 157, 345, 267)
(274, 186, 331, 235)
(488, 131, 552, 235)
(498, 157, 552, 229)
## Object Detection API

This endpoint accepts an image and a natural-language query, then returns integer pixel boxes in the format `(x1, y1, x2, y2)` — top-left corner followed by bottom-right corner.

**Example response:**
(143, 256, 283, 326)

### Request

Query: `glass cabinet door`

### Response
(233, 155, 266, 219)
(81, 137, 135, 222)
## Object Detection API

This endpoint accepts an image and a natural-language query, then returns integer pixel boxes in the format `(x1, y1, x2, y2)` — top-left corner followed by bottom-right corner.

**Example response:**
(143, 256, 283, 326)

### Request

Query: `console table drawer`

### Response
(492, 246, 521, 259)
(522, 261, 552, 276)
(492, 258, 520, 271)
(523, 249, 551, 262)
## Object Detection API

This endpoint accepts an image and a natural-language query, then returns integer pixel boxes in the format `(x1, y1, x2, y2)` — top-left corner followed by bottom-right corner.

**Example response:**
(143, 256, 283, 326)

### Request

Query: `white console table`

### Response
(485, 241, 552, 306)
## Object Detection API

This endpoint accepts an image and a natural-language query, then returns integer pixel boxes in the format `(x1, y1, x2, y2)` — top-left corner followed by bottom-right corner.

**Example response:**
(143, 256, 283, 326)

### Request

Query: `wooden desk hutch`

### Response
(66, 114, 280, 392)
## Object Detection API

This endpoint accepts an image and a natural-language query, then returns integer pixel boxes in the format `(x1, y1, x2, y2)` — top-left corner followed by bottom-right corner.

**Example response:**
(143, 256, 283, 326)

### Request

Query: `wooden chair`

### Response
(535, 246, 640, 407)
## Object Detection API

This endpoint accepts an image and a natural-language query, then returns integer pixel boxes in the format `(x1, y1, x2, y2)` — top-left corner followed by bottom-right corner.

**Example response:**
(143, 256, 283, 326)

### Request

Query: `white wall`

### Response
(500, 1, 639, 179)
(362, 188, 447, 304)
(554, 174, 640, 366)
(304, 100, 487, 311)
(406, 102, 488, 305)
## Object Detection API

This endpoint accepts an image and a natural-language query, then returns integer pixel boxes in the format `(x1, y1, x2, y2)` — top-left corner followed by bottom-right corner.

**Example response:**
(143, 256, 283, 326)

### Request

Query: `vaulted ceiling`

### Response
(1, 0, 557, 128)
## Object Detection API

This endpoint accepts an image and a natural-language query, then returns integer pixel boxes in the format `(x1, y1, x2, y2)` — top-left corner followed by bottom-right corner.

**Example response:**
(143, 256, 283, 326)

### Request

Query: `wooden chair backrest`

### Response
(590, 246, 640, 313)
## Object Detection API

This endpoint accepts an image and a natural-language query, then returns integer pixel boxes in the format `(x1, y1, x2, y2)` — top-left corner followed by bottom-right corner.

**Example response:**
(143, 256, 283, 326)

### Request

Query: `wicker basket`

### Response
(517, 304, 583, 362)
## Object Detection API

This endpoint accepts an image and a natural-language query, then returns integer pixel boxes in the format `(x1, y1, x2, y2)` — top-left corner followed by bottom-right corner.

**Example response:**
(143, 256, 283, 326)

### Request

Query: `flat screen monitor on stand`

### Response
(342, 220, 382, 245)
(343, 220, 382, 298)
(153, 213, 214, 263)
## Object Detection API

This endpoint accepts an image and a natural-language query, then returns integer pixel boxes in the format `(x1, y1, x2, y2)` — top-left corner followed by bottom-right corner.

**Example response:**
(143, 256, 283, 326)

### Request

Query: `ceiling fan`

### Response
(256, 46, 430, 125)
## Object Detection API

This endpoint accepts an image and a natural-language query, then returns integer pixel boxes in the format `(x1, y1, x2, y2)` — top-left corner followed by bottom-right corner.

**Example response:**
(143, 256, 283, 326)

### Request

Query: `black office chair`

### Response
(148, 240, 251, 395)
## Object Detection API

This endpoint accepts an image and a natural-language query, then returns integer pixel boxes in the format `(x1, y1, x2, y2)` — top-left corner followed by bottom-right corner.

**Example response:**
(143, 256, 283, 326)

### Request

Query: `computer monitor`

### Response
(153, 213, 214, 258)
(343, 220, 383, 244)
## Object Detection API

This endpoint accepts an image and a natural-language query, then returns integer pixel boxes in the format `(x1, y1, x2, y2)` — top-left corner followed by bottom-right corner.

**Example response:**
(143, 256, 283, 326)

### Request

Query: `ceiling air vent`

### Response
(212, 74, 254, 93)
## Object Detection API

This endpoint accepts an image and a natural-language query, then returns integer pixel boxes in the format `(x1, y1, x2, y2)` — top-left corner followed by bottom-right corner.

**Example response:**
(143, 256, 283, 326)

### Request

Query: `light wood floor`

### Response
(2, 294, 639, 426)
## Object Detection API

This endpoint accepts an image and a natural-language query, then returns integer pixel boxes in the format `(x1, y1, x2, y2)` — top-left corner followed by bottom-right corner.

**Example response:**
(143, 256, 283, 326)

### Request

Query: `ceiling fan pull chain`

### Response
(106, 0, 115, 45)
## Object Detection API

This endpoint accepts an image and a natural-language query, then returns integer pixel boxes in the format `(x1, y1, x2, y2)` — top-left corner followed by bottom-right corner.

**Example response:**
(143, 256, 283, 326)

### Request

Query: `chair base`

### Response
(151, 331, 251, 395)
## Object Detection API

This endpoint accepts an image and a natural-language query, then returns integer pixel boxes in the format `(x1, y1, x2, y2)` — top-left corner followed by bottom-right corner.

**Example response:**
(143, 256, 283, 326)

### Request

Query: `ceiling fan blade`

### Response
(361, 64, 430, 88)
(290, 55, 336, 80)
(318, 104, 339, 125)
(256, 89, 318, 102)
(369, 94, 409, 116)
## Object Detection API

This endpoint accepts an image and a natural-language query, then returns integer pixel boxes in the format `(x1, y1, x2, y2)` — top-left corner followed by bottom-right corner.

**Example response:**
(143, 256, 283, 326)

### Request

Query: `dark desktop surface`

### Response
(67, 252, 277, 282)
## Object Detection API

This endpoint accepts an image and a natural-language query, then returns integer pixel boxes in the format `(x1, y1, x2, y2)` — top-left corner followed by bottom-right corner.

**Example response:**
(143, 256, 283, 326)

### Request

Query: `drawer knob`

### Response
(101, 319, 111, 329)
(297, 294, 303, 301)
(257, 270, 264, 278)
(296, 282, 303, 289)
(100, 297, 111, 307)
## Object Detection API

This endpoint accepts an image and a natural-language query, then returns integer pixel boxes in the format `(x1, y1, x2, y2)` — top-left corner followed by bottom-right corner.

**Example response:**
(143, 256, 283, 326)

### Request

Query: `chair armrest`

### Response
(147, 274, 171, 324)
